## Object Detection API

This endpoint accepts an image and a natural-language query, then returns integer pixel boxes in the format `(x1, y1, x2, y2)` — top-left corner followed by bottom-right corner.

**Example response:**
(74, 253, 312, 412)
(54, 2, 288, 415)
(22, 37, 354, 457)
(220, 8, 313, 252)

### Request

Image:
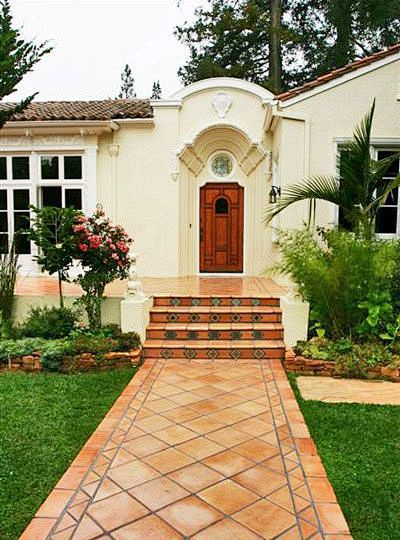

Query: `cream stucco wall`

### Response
(271, 57, 400, 235)
(94, 79, 275, 277)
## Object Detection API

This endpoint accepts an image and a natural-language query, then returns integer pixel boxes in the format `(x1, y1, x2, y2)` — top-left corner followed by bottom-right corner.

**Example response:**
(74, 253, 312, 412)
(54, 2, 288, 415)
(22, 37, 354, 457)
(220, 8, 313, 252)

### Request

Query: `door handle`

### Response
(200, 228, 204, 242)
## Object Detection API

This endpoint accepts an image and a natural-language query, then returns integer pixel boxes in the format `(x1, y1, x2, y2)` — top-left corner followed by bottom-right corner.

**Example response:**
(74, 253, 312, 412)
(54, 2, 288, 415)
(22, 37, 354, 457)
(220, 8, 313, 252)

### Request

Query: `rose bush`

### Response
(72, 206, 133, 330)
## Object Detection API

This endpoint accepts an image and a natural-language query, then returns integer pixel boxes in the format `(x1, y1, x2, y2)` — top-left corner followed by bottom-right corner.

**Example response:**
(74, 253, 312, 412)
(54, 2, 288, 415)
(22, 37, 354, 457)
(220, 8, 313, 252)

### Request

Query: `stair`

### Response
(143, 295, 285, 361)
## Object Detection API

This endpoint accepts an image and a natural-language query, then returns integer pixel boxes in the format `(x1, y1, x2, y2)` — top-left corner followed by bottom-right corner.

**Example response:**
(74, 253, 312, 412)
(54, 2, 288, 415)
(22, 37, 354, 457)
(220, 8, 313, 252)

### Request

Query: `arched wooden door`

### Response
(200, 182, 244, 273)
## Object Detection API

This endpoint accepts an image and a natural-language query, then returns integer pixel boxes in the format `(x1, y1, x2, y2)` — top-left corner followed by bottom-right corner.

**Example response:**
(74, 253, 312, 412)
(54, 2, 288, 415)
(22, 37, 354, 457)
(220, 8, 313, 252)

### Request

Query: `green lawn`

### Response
(0, 368, 135, 540)
(289, 374, 400, 540)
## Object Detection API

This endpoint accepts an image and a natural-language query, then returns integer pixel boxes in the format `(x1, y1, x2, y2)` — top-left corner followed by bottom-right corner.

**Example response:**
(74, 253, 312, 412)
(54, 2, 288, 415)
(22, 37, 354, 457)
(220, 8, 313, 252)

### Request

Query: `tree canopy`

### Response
(0, 0, 52, 128)
(176, 0, 400, 92)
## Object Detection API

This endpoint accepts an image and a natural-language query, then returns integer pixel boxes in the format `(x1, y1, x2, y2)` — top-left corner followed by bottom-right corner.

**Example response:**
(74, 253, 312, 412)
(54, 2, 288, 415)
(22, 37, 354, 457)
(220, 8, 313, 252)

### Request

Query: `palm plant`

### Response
(265, 101, 400, 238)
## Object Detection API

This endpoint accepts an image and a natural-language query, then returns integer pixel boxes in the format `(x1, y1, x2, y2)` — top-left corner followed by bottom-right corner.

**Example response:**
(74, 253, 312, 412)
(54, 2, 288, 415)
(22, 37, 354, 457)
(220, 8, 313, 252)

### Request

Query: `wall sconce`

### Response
(268, 185, 281, 204)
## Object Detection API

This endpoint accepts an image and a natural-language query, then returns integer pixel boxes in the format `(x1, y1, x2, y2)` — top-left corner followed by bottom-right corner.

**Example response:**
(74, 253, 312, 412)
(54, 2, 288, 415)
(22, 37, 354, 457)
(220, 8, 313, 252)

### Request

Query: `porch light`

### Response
(269, 185, 281, 204)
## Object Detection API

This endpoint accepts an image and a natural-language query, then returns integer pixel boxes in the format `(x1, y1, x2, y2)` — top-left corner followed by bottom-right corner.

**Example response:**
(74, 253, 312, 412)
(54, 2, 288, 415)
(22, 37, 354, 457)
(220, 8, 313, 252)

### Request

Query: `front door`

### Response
(200, 182, 244, 273)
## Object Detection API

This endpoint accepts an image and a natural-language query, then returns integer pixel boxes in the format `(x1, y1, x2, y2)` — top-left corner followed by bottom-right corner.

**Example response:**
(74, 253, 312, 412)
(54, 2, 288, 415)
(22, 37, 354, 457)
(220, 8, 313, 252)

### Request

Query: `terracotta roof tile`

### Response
(277, 43, 400, 102)
(0, 99, 153, 122)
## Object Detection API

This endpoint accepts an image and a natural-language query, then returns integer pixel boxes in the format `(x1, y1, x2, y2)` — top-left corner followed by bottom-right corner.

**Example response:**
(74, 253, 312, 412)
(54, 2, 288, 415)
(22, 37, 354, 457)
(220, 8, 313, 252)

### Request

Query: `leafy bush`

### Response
(0, 337, 47, 363)
(116, 331, 141, 351)
(20, 306, 79, 339)
(41, 340, 73, 371)
(294, 337, 396, 378)
(277, 228, 398, 339)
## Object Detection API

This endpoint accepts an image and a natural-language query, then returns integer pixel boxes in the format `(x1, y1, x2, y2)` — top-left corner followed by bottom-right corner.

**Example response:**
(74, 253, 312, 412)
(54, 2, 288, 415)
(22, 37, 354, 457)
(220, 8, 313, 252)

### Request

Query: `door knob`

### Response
(200, 228, 204, 242)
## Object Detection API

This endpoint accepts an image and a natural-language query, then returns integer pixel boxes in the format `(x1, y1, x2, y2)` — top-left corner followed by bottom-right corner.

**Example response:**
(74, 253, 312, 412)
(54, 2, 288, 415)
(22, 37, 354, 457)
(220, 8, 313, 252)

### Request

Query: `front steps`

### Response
(142, 295, 285, 361)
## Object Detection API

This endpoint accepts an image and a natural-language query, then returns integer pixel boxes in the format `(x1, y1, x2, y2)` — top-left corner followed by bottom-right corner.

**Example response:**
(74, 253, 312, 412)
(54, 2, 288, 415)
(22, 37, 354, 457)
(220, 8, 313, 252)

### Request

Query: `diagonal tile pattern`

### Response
(22, 357, 352, 539)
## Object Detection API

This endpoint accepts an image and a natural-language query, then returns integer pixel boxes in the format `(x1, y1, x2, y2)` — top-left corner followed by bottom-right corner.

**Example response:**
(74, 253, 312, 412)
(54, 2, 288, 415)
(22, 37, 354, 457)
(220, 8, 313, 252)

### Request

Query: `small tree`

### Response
(0, 0, 52, 128)
(28, 206, 81, 307)
(72, 207, 133, 330)
(0, 239, 19, 324)
(117, 64, 136, 98)
(150, 80, 162, 99)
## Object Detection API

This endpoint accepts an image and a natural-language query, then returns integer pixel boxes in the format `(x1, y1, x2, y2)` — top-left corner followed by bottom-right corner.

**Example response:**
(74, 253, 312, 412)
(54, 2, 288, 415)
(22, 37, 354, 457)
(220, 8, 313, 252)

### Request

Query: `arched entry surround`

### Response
(177, 123, 270, 275)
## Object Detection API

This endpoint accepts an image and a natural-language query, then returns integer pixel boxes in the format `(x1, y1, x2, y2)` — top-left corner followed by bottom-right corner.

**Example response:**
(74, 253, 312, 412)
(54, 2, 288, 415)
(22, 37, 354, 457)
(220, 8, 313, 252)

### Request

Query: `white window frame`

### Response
(38, 153, 85, 210)
(333, 140, 400, 237)
(0, 154, 35, 257)
(373, 147, 400, 239)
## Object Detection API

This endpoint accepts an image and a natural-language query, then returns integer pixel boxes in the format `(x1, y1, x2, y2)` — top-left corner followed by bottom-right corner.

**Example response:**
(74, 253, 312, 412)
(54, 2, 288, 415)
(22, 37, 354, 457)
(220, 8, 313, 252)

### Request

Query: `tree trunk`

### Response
(331, 0, 352, 68)
(269, 0, 282, 93)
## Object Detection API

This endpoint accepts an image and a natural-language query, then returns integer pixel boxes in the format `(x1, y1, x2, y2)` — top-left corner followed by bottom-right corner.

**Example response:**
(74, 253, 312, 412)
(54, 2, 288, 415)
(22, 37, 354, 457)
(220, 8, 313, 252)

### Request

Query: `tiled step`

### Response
(153, 295, 280, 307)
(146, 323, 284, 341)
(143, 340, 285, 360)
(150, 306, 282, 324)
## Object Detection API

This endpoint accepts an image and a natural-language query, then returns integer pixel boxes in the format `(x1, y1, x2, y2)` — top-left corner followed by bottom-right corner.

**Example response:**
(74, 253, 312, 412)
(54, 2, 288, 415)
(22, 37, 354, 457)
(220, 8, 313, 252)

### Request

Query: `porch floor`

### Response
(15, 276, 286, 298)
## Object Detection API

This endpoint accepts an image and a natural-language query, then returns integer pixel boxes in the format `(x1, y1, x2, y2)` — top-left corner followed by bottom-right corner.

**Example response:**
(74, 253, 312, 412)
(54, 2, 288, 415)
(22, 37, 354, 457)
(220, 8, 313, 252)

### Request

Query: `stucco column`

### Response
(108, 144, 119, 222)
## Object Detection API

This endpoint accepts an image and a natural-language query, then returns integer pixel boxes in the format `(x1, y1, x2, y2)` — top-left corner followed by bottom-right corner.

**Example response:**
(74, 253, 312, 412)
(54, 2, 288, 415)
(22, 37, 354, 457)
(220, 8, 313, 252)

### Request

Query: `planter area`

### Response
(285, 347, 400, 382)
(1, 348, 142, 373)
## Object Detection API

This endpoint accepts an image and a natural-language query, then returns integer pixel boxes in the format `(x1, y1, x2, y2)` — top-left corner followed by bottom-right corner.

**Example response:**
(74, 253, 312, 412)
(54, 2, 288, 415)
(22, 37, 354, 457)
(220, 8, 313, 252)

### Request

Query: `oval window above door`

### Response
(211, 153, 234, 178)
(215, 197, 229, 214)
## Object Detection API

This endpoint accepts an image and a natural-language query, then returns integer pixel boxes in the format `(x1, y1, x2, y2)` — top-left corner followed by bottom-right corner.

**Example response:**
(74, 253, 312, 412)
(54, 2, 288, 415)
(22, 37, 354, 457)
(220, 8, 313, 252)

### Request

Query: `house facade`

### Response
(1, 44, 400, 277)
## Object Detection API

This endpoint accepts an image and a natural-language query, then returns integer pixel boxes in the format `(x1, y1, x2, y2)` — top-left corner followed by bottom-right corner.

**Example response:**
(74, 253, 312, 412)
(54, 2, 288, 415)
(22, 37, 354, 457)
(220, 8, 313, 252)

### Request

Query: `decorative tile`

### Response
(187, 331, 199, 340)
(211, 298, 221, 306)
(192, 298, 201, 306)
(231, 313, 241, 323)
(253, 349, 265, 359)
(210, 313, 220, 323)
(189, 313, 200, 323)
(161, 349, 173, 359)
(230, 349, 242, 360)
(184, 348, 197, 360)
(167, 313, 179, 323)
(165, 330, 177, 340)
(252, 330, 263, 339)
(171, 298, 181, 306)
(230, 331, 242, 340)
(207, 349, 219, 360)
(208, 330, 220, 340)
(251, 298, 261, 306)
(231, 298, 242, 306)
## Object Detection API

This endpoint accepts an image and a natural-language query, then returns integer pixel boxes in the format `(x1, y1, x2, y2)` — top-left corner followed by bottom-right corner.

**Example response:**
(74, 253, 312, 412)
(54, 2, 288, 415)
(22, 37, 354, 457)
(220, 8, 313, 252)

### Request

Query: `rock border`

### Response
(284, 347, 400, 382)
(1, 349, 142, 373)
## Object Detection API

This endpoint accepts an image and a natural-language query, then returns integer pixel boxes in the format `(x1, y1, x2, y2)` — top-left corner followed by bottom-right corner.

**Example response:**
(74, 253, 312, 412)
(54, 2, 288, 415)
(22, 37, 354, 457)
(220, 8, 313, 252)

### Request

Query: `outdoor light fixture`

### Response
(269, 185, 281, 204)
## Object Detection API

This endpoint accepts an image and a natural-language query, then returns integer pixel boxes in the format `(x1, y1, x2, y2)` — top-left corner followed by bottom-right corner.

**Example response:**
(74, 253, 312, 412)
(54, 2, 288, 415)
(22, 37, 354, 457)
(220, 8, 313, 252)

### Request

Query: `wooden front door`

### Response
(200, 182, 244, 273)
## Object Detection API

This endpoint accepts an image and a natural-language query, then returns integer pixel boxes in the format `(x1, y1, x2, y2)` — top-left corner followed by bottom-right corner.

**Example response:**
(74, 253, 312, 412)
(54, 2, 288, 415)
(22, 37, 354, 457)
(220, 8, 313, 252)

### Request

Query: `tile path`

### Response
(22, 359, 351, 539)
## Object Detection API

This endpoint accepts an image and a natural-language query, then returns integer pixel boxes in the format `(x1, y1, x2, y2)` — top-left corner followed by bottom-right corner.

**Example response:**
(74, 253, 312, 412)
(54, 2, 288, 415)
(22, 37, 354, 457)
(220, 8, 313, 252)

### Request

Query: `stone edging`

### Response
(284, 347, 400, 382)
(1, 349, 142, 373)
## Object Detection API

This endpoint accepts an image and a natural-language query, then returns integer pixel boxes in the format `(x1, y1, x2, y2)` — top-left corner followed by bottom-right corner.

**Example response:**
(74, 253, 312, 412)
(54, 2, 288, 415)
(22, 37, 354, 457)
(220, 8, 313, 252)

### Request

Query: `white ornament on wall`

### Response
(212, 92, 232, 118)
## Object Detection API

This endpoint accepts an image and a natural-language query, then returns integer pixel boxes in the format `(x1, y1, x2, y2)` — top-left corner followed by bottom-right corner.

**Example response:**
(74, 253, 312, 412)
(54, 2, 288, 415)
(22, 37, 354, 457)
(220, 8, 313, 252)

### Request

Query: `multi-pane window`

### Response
(39, 155, 83, 210)
(375, 150, 400, 236)
(0, 153, 84, 254)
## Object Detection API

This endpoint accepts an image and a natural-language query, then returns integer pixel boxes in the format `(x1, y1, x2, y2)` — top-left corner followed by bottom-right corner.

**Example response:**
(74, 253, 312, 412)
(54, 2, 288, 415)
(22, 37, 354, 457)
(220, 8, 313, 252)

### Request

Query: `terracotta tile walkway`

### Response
(15, 276, 286, 298)
(22, 359, 351, 539)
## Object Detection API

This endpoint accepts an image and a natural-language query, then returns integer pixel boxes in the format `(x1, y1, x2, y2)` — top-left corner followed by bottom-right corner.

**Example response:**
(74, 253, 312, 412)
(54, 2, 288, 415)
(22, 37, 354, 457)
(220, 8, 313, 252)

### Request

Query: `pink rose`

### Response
(79, 243, 88, 252)
(111, 253, 119, 261)
(89, 235, 102, 249)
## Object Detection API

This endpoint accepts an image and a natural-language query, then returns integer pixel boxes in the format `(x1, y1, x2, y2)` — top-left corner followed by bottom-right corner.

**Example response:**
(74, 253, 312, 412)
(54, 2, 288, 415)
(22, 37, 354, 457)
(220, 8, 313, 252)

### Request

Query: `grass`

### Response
(289, 373, 400, 540)
(0, 368, 136, 540)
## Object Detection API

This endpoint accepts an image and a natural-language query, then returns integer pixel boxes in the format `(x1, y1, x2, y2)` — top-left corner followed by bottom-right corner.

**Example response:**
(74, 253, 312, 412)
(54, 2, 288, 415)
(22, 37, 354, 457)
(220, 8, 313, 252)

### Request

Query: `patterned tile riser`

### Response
(143, 348, 285, 360)
(146, 329, 284, 341)
(150, 312, 282, 324)
(153, 296, 280, 307)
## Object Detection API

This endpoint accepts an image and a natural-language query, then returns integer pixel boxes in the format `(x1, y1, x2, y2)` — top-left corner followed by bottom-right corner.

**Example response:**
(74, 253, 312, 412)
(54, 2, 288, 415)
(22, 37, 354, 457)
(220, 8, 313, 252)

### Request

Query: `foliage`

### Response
(20, 306, 79, 339)
(0, 337, 46, 363)
(150, 80, 162, 99)
(0, 0, 52, 128)
(71, 207, 133, 330)
(0, 368, 135, 540)
(289, 373, 400, 539)
(276, 228, 398, 339)
(294, 336, 396, 378)
(28, 206, 82, 307)
(176, 0, 400, 92)
(0, 240, 19, 323)
(356, 292, 394, 339)
(117, 64, 136, 98)
(266, 102, 400, 238)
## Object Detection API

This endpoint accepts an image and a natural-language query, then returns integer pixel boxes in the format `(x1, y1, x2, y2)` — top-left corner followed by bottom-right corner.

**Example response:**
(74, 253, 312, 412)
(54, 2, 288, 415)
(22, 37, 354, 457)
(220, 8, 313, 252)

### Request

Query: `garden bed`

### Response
(285, 342, 400, 382)
(1, 348, 141, 373)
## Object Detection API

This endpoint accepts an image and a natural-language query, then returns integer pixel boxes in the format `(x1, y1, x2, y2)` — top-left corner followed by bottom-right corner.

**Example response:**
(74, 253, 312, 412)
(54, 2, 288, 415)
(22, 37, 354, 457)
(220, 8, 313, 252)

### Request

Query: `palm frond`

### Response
(265, 175, 340, 223)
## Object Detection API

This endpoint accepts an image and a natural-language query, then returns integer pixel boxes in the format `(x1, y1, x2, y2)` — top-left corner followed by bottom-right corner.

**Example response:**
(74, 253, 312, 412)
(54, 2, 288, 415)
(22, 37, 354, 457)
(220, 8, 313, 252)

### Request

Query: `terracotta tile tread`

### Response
(144, 340, 286, 348)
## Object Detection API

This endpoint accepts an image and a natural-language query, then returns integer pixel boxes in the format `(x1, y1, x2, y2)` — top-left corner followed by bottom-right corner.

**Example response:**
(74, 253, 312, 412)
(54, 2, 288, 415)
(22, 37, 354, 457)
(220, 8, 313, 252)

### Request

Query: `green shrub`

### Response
(0, 337, 47, 363)
(115, 331, 141, 351)
(0, 241, 19, 323)
(21, 306, 79, 339)
(276, 228, 398, 339)
(41, 340, 73, 371)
